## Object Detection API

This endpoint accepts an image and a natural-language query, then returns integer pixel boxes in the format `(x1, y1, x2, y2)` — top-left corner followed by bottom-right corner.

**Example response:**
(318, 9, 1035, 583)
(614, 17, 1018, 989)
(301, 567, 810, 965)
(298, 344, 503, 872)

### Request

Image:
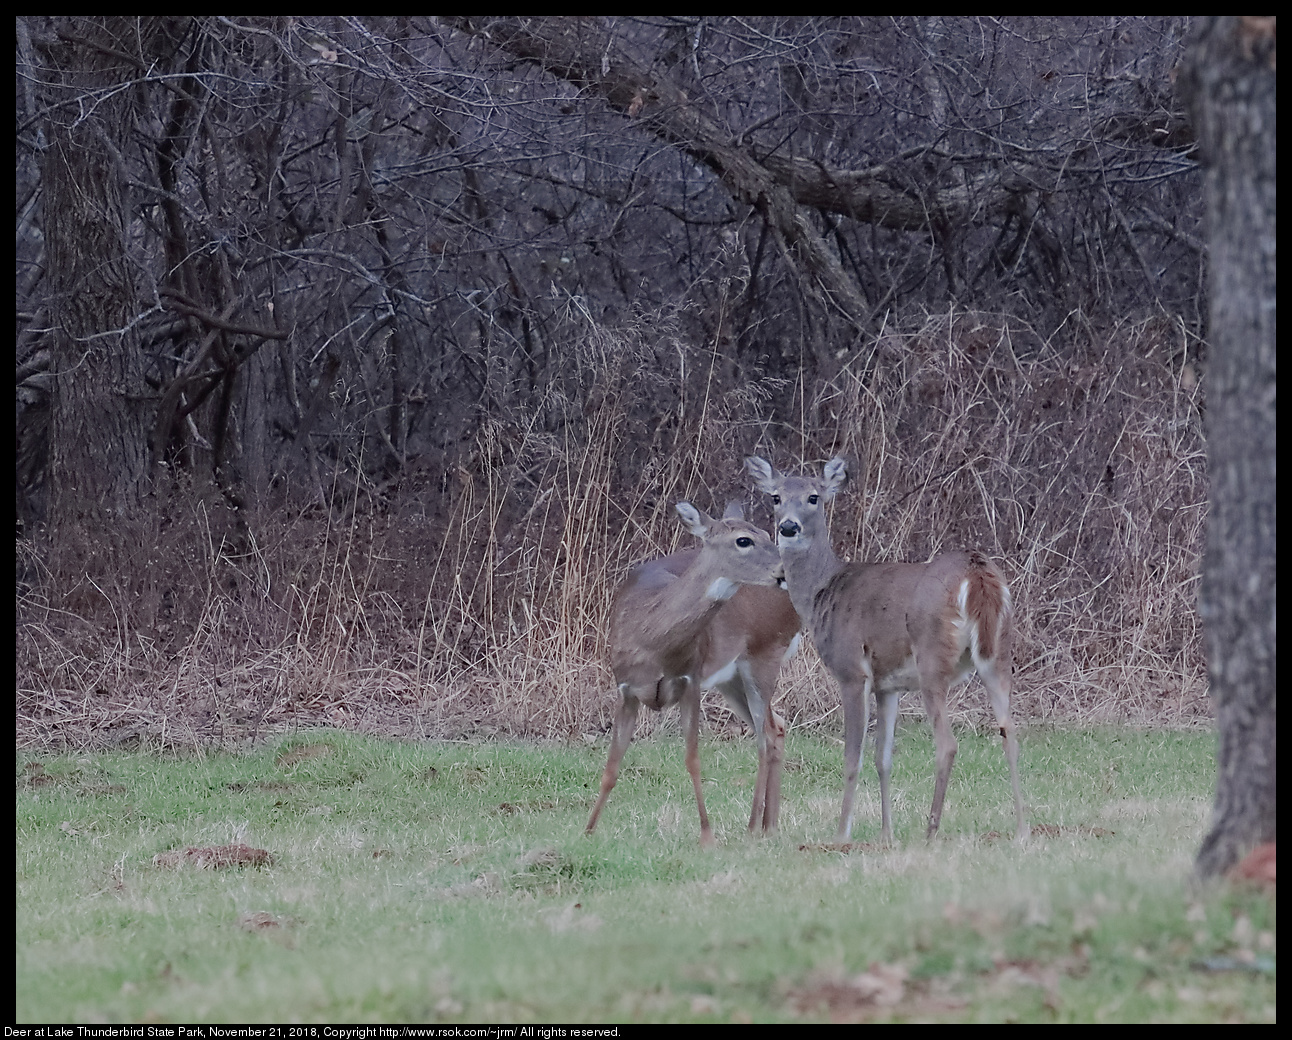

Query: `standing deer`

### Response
(585, 501, 800, 846)
(746, 456, 1029, 845)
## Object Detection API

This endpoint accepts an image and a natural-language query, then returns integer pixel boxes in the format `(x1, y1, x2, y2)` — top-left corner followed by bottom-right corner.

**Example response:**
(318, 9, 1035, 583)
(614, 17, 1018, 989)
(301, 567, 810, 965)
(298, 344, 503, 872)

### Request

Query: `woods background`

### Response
(17, 17, 1212, 748)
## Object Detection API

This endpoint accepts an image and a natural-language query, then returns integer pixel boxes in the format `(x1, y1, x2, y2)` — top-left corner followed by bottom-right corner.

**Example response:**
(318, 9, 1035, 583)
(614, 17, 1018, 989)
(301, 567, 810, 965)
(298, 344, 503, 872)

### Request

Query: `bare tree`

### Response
(17, 18, 1203, 531)
(16, 18, 1218, 748)
(441, 17, 1201, 365)
(16, 18, 1209, 691)
(27, 18, 165, 611)
(1177, 17, 1276, 880)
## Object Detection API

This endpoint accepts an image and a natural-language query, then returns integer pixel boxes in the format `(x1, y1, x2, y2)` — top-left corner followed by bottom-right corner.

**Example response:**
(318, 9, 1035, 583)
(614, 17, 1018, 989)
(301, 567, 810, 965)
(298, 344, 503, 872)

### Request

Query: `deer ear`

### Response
(721, 500, 745, 521)
(822, 457, 848, 495)
(675, 501, 711, 537)
(745, 456, 777, 493)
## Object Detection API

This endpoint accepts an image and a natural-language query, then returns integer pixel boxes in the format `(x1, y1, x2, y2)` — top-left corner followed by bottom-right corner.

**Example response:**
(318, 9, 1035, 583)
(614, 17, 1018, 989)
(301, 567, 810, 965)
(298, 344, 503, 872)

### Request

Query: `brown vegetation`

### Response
(153, 844, 273, 869)
(16, 310, 1207, 750)
(17, 19, 1221, 755)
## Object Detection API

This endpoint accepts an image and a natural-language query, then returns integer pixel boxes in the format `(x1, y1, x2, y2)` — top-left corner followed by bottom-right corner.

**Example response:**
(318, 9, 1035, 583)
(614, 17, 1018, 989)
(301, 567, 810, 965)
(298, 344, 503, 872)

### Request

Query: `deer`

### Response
(585, 501, 801, 846)
(746, 456, 1029, 846)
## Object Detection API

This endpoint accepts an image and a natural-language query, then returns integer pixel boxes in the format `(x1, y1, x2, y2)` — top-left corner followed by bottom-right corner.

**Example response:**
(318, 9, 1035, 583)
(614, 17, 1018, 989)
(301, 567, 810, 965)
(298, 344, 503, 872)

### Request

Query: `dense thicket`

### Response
(16, 18, 1212, 746)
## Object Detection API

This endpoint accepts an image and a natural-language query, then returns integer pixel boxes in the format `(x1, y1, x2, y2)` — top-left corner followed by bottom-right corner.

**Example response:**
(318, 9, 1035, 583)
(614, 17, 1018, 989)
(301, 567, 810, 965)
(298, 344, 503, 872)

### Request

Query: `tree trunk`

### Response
(1177, 17, 1277, 880)
(38, 18, 159, 612)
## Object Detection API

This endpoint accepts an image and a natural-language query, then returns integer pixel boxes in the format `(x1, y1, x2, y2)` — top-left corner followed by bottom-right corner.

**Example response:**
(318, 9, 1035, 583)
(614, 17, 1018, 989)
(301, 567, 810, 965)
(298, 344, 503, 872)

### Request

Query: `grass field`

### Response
(15, 725, 1274, 1023)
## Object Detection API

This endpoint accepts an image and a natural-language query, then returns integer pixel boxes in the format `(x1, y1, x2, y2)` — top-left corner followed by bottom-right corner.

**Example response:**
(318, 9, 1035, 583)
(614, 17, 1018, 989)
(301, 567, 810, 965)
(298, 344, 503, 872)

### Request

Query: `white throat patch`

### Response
(705, 576, 738, 601)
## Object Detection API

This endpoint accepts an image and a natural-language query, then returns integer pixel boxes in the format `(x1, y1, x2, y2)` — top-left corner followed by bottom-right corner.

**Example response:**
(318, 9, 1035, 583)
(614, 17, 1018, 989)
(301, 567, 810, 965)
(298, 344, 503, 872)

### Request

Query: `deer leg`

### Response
(922, 682, 957, 839)
(743, 701, 785, 835)
(979, 660, 1030, 842)
(836, 676, 871, 843)
(756, 652, 786, 834)
(737, 673, 771, 835)
(586, 687, 641, 834)
(737, 659, 785, 835)
(680, 683, 715, 847)
(748, 729, 769, 834)
(874, 689, 900, 846)
(762, 706, 786, 833)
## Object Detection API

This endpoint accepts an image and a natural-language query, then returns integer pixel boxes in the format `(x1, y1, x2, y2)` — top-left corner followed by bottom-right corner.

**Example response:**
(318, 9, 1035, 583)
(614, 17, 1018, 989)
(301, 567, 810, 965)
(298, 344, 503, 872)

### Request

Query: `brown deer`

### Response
(585, 501, 799, 846)
(746, 456, 1028, 845)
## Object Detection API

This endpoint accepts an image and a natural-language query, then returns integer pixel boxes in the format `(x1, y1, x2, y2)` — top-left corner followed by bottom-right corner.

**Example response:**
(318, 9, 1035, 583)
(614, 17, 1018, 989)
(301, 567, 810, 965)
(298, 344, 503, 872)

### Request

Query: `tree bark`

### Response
(38, 18, 158, 582)
(1177, 17, 1276, 880)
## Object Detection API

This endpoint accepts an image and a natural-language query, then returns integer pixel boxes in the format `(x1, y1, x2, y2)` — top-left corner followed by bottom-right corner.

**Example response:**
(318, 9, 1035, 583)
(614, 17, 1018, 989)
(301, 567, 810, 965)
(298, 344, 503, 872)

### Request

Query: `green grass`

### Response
(15, 725, 1274, 1023)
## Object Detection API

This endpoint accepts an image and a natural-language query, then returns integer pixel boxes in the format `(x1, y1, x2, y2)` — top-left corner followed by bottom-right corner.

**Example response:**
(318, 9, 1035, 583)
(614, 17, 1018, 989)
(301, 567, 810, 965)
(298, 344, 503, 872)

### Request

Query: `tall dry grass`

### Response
(15, 310, 1209, 750)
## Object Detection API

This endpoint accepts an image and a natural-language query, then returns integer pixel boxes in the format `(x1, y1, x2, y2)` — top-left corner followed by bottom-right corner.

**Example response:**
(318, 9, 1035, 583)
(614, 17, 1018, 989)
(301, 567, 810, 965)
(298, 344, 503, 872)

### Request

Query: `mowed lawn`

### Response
(15, 725, 1274, 1023)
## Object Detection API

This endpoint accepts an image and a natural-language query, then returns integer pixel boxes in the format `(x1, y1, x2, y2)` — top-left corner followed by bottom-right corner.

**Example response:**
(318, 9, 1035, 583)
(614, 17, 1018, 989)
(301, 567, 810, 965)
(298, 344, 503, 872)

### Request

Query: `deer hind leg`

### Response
(748, 697, 785, 835)
(679, 682, 715, 847)
(836, 674, 872, 843)
(743, 680, 782, 836)
(978, 657, 1029, 842)
(874, 689, 900, 846)
(748, 723, 770, 835)
(921, 679, 957, 839)
(586, 687, 641, 834)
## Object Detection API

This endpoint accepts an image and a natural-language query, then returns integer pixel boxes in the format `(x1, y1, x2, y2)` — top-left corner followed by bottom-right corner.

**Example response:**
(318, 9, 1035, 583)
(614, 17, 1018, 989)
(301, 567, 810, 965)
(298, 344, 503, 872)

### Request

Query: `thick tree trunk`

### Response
(38, 18, 158, 609)
(1177, 17, 1277, 880)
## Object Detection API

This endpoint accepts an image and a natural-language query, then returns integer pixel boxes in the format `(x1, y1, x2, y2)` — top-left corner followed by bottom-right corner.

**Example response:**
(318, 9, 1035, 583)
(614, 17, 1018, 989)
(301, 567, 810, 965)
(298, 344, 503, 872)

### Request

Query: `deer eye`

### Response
(808, 494, 819, 505)
(735, 537, 753, 548)
(771, 495, 781, 505)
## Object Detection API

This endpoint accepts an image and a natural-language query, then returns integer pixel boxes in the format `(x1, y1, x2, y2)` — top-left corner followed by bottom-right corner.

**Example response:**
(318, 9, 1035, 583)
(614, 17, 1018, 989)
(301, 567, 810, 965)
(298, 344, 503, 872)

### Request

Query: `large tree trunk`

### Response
(37, 18, 160, 612)
(1177, 17, 1277, 880)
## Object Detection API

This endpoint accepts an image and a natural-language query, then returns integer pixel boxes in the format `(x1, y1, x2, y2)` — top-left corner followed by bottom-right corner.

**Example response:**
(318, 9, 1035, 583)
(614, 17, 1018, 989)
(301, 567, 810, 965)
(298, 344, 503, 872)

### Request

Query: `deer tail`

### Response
(963, 551, 1011, 663)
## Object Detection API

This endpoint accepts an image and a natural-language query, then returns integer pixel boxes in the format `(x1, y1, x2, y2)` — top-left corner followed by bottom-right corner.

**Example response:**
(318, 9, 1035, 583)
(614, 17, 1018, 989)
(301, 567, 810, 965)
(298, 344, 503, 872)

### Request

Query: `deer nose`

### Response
(778, 519, 801, 538)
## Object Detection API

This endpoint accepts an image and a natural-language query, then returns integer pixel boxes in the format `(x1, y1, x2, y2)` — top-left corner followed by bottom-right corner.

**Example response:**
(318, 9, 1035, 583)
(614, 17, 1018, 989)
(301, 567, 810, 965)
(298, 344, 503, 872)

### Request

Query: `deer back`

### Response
(811, 561, 932, 683)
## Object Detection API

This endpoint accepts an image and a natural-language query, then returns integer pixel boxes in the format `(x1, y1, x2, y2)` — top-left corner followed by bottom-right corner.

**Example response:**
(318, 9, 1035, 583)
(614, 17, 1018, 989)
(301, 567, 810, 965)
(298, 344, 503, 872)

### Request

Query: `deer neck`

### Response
(779, 523, 845, 627)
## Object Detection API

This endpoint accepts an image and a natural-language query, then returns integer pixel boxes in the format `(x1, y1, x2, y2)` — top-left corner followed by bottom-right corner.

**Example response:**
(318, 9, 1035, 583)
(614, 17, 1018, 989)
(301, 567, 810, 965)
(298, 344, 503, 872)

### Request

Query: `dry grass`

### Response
(16, 310, 1209, 750)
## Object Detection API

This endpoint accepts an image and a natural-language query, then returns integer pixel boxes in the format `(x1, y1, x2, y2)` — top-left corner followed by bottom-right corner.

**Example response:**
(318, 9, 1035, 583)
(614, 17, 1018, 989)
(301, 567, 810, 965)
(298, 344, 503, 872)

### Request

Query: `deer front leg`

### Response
(836, 677, 870, 843)
(748, 735, 769, 834)
(874, 689, 900, 846)
(761, 707, 786, 833)
(586, 688, 640, 835)
(679, 683, 715, 847)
